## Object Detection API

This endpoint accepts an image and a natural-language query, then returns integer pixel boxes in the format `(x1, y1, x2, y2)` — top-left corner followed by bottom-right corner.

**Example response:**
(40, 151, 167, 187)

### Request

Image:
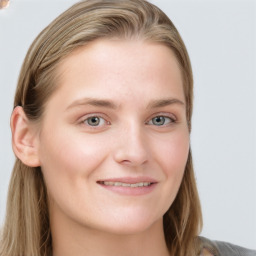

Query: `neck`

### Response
(50, 208, 170, 256)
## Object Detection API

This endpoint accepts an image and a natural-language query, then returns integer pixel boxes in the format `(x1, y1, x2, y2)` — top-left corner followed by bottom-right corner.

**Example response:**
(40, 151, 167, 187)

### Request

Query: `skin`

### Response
(12, 39, 190, 256)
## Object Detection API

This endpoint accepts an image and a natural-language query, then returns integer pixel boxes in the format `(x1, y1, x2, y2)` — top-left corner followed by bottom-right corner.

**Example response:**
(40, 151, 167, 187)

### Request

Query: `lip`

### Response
(96, 176, 158, 196)
(97, 176, 158, 184)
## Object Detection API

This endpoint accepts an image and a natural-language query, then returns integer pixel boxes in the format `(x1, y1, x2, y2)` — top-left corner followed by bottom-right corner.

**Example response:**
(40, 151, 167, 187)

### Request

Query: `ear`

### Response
(10, 106, 41, 167)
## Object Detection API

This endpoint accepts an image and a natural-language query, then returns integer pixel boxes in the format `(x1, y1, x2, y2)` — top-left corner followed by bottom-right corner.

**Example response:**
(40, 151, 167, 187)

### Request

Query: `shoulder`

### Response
(213, 240, 256, 256)
(199, 236, 256, 256)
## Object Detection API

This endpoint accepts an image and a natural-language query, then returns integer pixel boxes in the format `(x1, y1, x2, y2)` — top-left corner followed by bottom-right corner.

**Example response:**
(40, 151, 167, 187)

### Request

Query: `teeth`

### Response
(102, 181, 151, 187)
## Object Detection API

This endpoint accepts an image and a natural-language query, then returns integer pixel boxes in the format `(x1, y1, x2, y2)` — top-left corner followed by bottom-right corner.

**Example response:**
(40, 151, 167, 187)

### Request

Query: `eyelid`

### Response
(76, 112, 177, 130)
(78, 113, 111, 128)
(146, 112, 177, 124)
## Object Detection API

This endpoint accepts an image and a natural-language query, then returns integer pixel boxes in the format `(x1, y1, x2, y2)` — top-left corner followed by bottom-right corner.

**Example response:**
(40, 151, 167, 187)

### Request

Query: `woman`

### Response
(0, 0, 255, 255)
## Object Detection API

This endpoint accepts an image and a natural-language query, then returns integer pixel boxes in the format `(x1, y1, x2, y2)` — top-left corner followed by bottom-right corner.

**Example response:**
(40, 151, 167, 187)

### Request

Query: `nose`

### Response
(113, 124, 149, 167)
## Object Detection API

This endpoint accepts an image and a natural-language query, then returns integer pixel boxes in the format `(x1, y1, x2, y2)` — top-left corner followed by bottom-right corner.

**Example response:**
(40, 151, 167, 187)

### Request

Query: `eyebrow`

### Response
(146, 98, 185, 109)
(66, 98, 118, 110)
(66, 97, 185, 111)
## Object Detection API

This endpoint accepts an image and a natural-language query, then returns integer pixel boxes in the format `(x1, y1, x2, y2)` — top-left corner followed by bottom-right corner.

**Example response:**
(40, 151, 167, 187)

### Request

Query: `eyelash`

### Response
(146, 115, 176, 126)
(79, 113, 177, 129)
(79, 114, 110, 129)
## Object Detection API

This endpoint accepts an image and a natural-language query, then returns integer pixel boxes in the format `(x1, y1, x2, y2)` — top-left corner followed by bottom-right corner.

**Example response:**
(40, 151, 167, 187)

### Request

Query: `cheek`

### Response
(168, 134, 189, 170)
(153, 130, 189, 193)
(38, 128, 112, 220)
(144, 129, 189, 215)
(38, 127, 110, 192)
(155, 130, 189, 173)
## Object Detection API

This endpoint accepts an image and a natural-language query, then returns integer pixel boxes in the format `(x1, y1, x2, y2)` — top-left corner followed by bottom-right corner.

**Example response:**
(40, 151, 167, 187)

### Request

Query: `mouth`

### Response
(97, 181, 154, 187)
(96, 177, 157, 196)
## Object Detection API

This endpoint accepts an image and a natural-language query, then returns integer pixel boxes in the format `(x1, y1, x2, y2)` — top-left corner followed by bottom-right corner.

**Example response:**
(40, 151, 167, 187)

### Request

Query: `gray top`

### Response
(200, 236, 256, 256)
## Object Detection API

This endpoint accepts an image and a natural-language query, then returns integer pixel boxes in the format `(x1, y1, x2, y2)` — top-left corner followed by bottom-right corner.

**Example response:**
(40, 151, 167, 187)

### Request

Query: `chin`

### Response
(100, 223, 157, 236)
(91, 211, 163, 236)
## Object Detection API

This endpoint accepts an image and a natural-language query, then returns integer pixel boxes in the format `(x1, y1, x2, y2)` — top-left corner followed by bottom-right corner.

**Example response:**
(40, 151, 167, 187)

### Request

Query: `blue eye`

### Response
(84, 116, 106, 126)
(148, 116, 173, 126)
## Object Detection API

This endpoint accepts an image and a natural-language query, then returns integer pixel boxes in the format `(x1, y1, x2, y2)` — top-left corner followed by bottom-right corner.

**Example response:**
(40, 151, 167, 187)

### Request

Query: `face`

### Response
(37, 39, 190, 235)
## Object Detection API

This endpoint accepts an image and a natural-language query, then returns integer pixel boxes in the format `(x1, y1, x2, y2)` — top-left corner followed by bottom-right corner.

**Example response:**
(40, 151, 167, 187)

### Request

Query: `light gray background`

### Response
(0, 0, 255, 250)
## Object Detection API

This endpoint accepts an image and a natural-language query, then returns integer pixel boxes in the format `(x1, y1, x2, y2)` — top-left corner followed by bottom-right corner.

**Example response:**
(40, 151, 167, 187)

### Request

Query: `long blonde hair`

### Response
(0, 1, 202, 255)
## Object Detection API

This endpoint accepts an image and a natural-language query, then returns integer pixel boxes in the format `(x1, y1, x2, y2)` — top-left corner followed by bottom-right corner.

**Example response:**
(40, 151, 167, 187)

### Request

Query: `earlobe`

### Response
(10, 106, 41, 167)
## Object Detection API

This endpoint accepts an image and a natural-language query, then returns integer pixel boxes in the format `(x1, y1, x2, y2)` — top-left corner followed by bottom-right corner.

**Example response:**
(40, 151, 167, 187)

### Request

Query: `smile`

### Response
(97, 178, 157, 196)
(98, 181, 152, 187)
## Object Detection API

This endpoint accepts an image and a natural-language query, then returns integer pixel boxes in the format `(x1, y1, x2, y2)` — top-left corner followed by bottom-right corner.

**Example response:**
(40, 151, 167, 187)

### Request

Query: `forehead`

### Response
(51, 39, 185, 109)
(60, 38, 181, 71)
